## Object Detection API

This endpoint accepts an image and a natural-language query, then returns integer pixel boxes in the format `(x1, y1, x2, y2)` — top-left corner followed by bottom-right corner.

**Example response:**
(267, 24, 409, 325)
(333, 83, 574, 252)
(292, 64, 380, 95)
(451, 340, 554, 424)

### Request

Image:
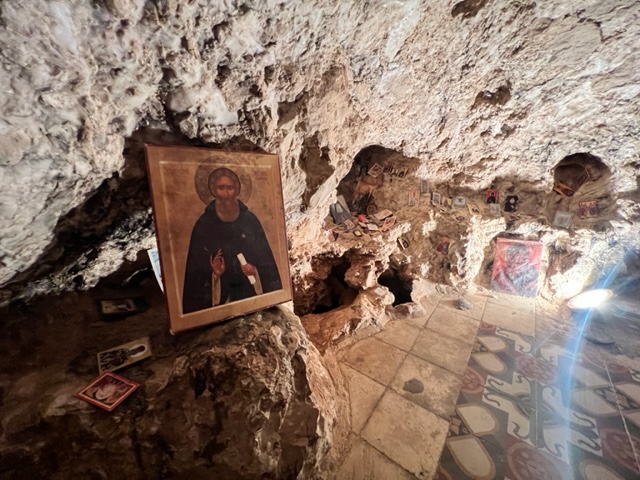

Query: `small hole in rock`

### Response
(378, 268, 412, 306)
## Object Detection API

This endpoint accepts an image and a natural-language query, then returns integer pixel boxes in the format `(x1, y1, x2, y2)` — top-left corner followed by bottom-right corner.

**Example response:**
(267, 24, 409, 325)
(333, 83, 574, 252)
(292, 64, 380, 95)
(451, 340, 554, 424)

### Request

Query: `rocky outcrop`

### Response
(1, 1, 639, 304)
(0, 292, 347, 479)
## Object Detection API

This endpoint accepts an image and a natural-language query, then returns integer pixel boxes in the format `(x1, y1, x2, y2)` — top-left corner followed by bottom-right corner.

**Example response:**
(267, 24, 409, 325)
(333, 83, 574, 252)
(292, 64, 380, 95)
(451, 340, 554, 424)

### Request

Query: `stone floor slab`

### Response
(342, 337, 406, 386)
(337, 436, 417, 480)
(361, 390, 448, 480)
(426, 308, 480, 345)
(482, 302, 535, 336)
(375, 320, 421, 352)
(341, 364, 386, 433)
(411, 328, 474, 375)
(487, 292, 536, 315)
(390, 353, 463, 419)
(438, 294, 488, 320)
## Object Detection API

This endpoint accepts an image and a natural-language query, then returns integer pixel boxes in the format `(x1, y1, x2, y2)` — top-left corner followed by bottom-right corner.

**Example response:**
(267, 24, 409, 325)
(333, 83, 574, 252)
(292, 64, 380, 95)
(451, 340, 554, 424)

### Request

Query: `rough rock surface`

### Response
(0, 285, 347, 479)
(1, 1, 639, 305)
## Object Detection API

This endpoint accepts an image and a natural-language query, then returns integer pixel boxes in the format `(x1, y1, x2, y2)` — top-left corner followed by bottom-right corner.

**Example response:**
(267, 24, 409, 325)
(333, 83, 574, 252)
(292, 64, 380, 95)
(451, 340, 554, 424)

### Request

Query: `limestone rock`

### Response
(0, 294, 346, 479)
(0, 1, 638, 304)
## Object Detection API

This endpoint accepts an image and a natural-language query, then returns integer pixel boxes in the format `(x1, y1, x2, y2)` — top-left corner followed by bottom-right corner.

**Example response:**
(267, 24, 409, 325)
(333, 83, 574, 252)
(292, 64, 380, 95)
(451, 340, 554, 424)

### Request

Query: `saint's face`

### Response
(213, 176, 238, 203)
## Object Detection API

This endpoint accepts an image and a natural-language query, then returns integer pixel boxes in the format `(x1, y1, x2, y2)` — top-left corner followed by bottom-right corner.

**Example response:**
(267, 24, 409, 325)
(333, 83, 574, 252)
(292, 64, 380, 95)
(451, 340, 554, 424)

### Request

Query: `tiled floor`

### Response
(336, 292, 640, 480)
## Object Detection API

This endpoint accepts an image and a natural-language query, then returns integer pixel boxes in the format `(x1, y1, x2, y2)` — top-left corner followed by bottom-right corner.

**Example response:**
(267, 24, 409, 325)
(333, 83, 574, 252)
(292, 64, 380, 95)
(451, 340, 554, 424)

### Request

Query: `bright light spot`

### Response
(567, 289, 613, 310)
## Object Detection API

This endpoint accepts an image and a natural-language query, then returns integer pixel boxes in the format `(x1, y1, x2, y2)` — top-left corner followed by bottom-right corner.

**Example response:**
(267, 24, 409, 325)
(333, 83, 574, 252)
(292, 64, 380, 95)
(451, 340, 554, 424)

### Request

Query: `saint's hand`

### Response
(210, 250, 225, 279)
(241, 263, 256, 278)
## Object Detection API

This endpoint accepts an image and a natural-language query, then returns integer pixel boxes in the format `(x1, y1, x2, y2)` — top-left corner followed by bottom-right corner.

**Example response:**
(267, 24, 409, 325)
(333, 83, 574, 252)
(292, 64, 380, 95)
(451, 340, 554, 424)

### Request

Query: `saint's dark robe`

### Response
(182, 200, 282, 314)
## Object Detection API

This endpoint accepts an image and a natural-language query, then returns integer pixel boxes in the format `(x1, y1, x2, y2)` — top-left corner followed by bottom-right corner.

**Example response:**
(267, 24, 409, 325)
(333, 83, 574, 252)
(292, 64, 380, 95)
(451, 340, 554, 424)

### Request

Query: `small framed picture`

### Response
(486, 189, 499, 204)
(97, 337, 152, 374)
(75, 372, 139, 412)
(374, 209, 393, 221)
(489, 203, 501, 216)
(431, 192, 442, 206)
(578, 200, 598, 218)
(98, 297, 147, 318)
(397, 237, 410, 250)
(452, 195, 467, 209)
(354, 229, 363, 237)
(408, 187, 420, 206)
(344, 218, 356, 230)
(553, 211, 572, 229)
(504, 195, 519, 212)
(380, 216, 396, 232)
(420, 179, 431, 195)
(368, 162, 384, 178)
(397, 167, 408, 178)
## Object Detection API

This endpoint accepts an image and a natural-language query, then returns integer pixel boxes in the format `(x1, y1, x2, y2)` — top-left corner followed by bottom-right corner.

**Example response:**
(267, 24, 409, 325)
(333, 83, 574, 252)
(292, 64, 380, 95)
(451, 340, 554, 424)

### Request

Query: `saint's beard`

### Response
(215, 198, 240, 221)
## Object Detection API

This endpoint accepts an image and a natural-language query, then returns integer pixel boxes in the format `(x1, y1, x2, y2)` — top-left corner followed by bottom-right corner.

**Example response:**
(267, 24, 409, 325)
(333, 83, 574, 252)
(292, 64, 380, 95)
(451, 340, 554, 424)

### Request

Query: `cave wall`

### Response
(1, 0, 639, 302)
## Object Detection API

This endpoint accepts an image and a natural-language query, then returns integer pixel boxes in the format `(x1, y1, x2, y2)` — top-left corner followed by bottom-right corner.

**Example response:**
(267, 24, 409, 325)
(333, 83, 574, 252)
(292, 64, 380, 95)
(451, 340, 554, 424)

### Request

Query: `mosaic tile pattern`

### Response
(439, 321, 640, 480)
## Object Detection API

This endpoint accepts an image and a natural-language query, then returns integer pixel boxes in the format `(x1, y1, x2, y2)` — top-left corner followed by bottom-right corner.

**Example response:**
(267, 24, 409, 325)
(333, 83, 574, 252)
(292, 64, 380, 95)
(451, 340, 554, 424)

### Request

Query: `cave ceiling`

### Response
(1, 0, 639, 303)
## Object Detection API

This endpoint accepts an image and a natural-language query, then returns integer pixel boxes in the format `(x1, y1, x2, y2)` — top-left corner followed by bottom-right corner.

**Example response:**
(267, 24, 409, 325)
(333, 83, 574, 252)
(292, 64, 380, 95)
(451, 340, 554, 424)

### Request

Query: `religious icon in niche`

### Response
(75, 372, 139, 412)
(145, 146, 292, 333)
(408, 187, 420, 206)
(452, 195, 467, 209)
(368, 162, 384, 178)
(486, 189, 498, 204)
(504, 195, 519, 212)
(489, 203, 501, 216)
(553, 211, 572, 229)
(420, 179, 431, 194)
(397, 167, 408, 178)
(552, 182, 575, 197)
(577, 200, 598, 218)
(98, 297, 147, 319)
(330, 195, 352, 224)
(97, 337, 152, 374)
(398, 237, 410, 250)
(431, 192, 442, 206)
(436, 237, 450, 255)
(491, 238, 543, 298)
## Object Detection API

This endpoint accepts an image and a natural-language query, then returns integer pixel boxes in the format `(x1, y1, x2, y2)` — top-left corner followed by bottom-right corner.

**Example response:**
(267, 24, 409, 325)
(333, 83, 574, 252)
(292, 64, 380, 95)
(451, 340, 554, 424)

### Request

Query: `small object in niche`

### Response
(504, 195, 519, 212)
(486, 189, 498, 204)
(431, 192, 442, 206)
(397, 167, 408, 178)
(75, 372, 139, 412)
(380, 216, 396, 232)
(436, 237, 450, 255)
(368, 162, 384, 178)
(354, 229, 363, 238)
(408, 187, 420, 206)
(97, 337, 152, 374)
(578, 200, 598, 218)
(344, 218, 356, 230)
(99, 297, 147, 319)
(554, 163, 590, 196)
(365, 203, 378, 216)
(375, 209, 393, 221)
(398, 237, 410, 250)
(444, 197, 453, 208)
(147, 248, 164, 292)
(491, 238, 543, 298)
(553, 182, 575, 197)
(467, 202, 481, 215)
(420, 179, 431, 194)
(330, 195, 352, 224)
(553, 210, 572, 229)
(357, 214, 368, 223)
(489, 203, 501, 216)
(454, 298, 472, 311)
(454, 215, 466, 223)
